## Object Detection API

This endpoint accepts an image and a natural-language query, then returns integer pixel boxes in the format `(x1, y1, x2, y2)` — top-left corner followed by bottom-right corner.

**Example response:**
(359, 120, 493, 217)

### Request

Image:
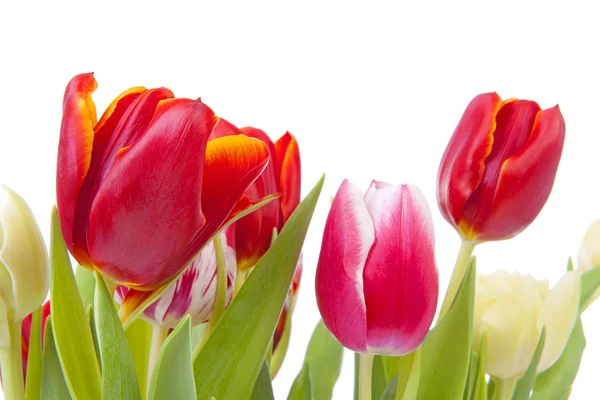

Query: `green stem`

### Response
(0, 317, 25, 400)
(198, 235, 228, 349)
(146, 325, 169, 394)
(233, 269, 246, 297)
(439, 240, 476, 319)
(358, 353, 374, 400)
(491, 377, 517, 400)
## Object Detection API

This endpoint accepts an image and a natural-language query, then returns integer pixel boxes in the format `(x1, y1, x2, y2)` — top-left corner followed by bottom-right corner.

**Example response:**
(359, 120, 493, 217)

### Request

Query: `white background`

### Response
(1, 1, 599, 399)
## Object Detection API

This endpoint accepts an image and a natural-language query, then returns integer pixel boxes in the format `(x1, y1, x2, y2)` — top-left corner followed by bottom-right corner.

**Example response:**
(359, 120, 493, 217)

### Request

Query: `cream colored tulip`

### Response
(0, 185, 49, 323)
(578, 219, 600, 306)
(473, 270, 580, 380)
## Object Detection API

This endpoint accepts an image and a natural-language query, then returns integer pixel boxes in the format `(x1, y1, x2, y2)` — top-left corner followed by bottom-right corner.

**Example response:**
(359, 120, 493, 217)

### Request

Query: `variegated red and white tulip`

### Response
(115, 228, 236, 328)
(56, 73, 270, 299)
(316, 180, 438, 355)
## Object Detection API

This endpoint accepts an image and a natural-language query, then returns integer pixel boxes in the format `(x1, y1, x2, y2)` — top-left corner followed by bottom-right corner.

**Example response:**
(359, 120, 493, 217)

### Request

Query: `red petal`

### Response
(460, 100, 541, 239)
(209, 117, 240, 139)
(87, 99, 217, 288)
(316, 179, 372, 352)
(470, 106, 565, 240)
(274, 132, 301, 223)
(362, 182, 438, 355)
(56, 73, 98, 263)
(436, 93, 502, 231)
(234, 127, 280, 270)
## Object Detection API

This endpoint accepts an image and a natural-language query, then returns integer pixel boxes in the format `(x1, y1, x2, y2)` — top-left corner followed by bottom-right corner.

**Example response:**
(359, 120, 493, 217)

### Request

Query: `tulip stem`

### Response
(491, 377, 517, 400)
(198, 235, 228, 349)
(439, 240, 476, 319)
(146, 325, 169, 392)
(358, 353, 374, 400)
(233, 270, 246, 297)
(0, 317, 26, 400)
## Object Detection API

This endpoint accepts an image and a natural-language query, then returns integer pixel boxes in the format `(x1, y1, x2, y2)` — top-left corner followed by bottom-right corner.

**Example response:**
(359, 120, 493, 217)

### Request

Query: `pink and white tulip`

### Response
(316, 179, 438, 355)
(116, 227, 236, 328)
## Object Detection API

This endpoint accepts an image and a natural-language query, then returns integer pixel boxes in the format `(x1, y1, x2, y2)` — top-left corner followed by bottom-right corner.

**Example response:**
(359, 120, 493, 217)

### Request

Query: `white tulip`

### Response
(474, 270, 580, 380)
(0, 185, 49, 323)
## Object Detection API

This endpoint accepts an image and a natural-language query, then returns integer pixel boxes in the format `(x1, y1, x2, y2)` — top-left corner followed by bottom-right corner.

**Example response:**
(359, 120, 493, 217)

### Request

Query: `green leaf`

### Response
(40, 320, 71, 400)
(148, 316, 196, 400)
(292, 320, 343, 400)
(532, 318, 586, 399)
(125, 317, 153, 399)
(394, 350, 418, 399)
(512, 327, 546, 400)
(471, 337, 487, 400)
(372, 356, 387, 399)
(354, 353, 359, 400)
(193, 175, 324, 400)
(94, 271, 141, 400)
(49, 207, 102, 400)
(462, 352, 480, 400)
(398, 346, 421, 400)
(288, 362, 314, 400)
(76, 264, 95, 309)
(251, 361, 275, 400)
(270, 309, 292, 378)
(417, 257, 476, 400)
(381, 376, 398, 400)
(25, 307, 43, 400)
(580, 264, 600, 310)
(381, 356, 401, 383)
(121, 194, 279, 329)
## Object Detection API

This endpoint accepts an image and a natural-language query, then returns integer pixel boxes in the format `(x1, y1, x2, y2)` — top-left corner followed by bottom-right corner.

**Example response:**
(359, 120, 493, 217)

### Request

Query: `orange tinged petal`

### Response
(274, 132, 301, 223)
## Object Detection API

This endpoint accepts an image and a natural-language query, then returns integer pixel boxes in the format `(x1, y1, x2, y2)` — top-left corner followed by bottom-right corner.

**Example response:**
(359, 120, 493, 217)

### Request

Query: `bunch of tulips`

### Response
(1, 74, 599, 400)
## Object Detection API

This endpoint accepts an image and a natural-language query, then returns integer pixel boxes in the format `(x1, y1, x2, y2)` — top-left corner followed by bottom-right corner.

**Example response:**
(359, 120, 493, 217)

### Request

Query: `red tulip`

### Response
(437, 93, 565, 242)
(21, 302, 51, 380)
(56, 74, 270, 291)
(115, 226, 236, 328)
(211, 119, 301, 271)
(316, 180, 438, 355)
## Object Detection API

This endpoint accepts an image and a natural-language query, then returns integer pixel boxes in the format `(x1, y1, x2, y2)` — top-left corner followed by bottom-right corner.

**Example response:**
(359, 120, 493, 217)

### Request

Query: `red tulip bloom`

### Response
(211, 119, 301, 271)
(437, 93, 565, 242)
(316, 180, 438, 355)
(56, 74, 270, 291)
(21, 302, 51, 380)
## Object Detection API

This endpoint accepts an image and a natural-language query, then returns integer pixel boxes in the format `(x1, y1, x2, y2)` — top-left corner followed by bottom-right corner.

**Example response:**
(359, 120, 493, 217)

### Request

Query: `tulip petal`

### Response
(316, 179, 373, 352)
(537, 271, 580, 372)
(578, 219, 600, 272)
(88, 99, 217, 288)
(472, 106, 565, 240)
(0, 292, 8, 347)
(209, 116, 240, 139)
(163, 134, 271, 275)
(437, 93, 503, 229)
(56, 73, 98, 261)
(362, 182, 438, 355)
(274, 132, 301, 223)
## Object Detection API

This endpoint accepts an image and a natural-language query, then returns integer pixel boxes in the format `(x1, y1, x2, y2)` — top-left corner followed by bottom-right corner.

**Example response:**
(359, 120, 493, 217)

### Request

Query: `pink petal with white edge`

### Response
(315, 179, 374, 352)
(363, 181, 438, 355)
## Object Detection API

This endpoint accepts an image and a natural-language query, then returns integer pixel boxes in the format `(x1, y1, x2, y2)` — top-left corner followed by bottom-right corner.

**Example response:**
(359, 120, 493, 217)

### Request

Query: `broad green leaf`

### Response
(125, 317, 153, 398)
(25, 307, 43, 400)
(532, 319, 585, 399)
(288, 362, 314, 400)
(292, 320, 343, 400)
(462, 352, 480, 400)
(251, 361, 275, 400)
(417, 257, 476, 400)
(398, 346, 421, 400)
(76, 264, 95, 309)
(193, 175, 324, 400)
(512, 327, 546, 400)
(148, 316, 196, 400)
(381, 356, 401, 383)
(40, 320, 71, 400)
(580, 264, 600, 310)
(94, 271, 141, 400)
(471, 337, 487, 400)
(372, 355, 387, 399)
(49, 207, 102, 400)
(121, 194, 278, 329)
